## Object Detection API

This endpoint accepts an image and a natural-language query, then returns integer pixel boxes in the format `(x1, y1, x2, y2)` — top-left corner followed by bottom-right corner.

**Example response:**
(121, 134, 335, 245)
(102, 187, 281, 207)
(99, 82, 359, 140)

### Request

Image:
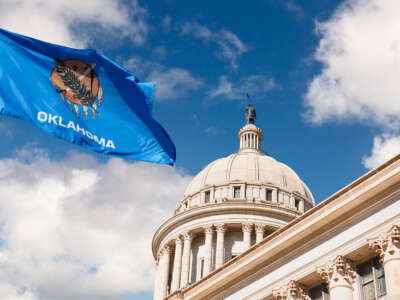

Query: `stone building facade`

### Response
(152, 111, 400, 300)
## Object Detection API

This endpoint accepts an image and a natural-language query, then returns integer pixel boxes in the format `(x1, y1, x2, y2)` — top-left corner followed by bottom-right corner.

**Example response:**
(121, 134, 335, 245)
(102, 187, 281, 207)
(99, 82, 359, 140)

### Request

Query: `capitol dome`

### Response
(184, 151, 314, 203)
(176, 122, 314, 214)
(152, 105, 315, 300)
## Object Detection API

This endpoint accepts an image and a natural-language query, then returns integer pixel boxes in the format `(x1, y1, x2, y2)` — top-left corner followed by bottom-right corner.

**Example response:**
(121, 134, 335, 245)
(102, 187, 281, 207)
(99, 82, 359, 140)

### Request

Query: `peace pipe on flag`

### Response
(0, 28, 176, 165)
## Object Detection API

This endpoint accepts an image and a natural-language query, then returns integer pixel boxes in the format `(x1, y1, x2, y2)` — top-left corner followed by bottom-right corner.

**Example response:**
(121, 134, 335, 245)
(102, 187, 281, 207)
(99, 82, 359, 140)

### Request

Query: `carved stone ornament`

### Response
(174, 236, 183, 245)
(316, 255, 356, 290)
(215, 223, 226, 233)
(204, 225, 214, 235)
(272, 280, 310, 300)
(155, 255, 160, 267)
(182, 231, 193, 242)
(369, 224, 400, 264)
(242, 223, 253, 232)
(161, 245, 170, 255)
(255, 223, 265, 233)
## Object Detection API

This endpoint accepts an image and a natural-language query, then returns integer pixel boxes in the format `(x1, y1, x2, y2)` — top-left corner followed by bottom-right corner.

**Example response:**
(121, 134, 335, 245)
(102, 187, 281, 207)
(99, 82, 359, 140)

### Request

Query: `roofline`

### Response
(165, 153, 400, 300)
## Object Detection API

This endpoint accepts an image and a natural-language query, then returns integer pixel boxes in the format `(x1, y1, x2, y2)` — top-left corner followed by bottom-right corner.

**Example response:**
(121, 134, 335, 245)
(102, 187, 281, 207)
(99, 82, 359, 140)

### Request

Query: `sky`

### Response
(1, 0, 400, 299)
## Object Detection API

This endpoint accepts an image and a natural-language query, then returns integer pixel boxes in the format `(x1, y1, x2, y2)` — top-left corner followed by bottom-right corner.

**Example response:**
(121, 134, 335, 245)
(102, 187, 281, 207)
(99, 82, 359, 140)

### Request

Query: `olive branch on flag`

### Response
(53, 57, 95, 106)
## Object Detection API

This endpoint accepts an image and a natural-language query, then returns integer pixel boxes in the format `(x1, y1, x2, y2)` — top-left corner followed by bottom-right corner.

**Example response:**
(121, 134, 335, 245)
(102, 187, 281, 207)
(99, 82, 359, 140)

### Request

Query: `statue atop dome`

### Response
(246, 103, 256, 124)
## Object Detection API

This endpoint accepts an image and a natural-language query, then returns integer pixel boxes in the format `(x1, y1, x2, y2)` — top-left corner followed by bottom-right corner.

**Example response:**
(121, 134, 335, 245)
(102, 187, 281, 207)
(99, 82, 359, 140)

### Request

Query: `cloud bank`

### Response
(148, 68, 203, 101)
(304, 0, 400, 169)
(0, 151, 191, 300)
(0, 0, 149, 48)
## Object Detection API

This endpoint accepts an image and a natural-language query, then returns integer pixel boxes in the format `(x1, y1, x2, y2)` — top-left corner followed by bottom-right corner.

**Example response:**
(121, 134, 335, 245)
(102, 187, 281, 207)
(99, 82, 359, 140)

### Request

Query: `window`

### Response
(309, 283, 330, 300)
(358, 256, 386, 299)
(295, 199, 300, 210)
(234, 187, 241, 198)
(204, 191, 210, 203)
(265, 189, 272, 201)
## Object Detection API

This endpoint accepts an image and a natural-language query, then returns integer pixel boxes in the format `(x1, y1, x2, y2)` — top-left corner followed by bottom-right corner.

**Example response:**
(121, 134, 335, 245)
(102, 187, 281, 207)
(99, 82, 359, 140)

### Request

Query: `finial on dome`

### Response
(239, 102, 263, 153)
(245, 100, 256, 125)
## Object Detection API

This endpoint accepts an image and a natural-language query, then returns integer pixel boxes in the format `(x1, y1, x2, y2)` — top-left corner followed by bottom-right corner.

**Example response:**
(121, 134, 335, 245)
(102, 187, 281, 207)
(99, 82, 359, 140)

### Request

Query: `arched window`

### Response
(204, 191, 210, 203)
(265, 189, 272, 201)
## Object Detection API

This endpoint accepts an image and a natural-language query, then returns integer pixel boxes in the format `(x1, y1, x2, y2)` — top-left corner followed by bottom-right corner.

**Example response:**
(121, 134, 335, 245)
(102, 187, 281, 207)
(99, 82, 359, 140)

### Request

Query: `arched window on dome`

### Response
(294, 199, 300, 211)
(234, 186, 241, 199)
(204, 191, 210, 203)
(265, 189, 272, 201)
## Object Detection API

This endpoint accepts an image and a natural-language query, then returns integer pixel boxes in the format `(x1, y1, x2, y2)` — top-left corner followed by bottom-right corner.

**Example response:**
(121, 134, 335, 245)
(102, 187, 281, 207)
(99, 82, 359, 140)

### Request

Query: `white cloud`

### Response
(209, 75, 276, 101)
(0, 122, 12, 138)
(147, 68, 203, 101)
(122, 56, 163, 80)
(203, 126, 225, 137)
(0, 150, 192, 300)
(285, 0, 305, 19)
(363, 134, 400, 169)
(0, 0, 148, 48)
(121, 57, 203, 101)
(305, 0, 400, 169)
(162, 15, 172, 32)
(181, 22, 249, 69)
(304, 0, 400, 128)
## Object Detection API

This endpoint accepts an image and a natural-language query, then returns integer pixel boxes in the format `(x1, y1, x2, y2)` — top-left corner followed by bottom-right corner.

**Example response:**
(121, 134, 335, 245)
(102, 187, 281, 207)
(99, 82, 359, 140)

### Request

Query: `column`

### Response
(160, 246, 171, 299)
(369, 224, 400, 300)
(170, 237, 183, 292)
(215, 223, 226, 269)
(272, 189, 278, 203)
(242, 223, 253, 251)
(204, 225, 213, 276)
(317, 255, 356, 300)
(153, 257, 161, 300)
(299, 200, 304, 213)
(290, 194, 295, 208)
(255, 224, 265, 243)
(272, 280, 309, 300)
(180, 232, 193, 287)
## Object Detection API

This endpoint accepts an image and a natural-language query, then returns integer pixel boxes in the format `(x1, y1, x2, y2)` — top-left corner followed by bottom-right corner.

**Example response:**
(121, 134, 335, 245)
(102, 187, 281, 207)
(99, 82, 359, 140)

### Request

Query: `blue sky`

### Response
(1, 0, 400, 300)
(0, 0, 371, 201)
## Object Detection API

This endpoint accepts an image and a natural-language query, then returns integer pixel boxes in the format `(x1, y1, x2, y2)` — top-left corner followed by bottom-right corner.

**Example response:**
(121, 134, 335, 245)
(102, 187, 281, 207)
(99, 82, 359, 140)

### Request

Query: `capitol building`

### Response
(152, 106, 400, 300)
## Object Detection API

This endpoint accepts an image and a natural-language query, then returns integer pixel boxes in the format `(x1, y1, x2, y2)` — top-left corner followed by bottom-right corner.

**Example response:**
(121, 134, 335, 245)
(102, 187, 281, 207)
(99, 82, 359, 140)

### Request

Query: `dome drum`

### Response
(176, 182, 312, 215)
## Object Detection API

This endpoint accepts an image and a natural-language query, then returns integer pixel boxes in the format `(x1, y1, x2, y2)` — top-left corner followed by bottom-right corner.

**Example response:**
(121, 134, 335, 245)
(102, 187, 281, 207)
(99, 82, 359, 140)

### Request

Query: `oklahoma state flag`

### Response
(0, 28, 176, 165)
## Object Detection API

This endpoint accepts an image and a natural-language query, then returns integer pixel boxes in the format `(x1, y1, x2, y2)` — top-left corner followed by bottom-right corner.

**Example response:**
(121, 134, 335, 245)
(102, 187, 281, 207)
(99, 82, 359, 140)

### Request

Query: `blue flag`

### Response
(0, 28, 176, 165)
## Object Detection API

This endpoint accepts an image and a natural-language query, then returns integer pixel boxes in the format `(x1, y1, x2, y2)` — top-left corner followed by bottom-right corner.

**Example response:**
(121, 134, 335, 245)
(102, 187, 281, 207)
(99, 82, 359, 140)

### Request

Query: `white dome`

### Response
(184, 151, 314, 204)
